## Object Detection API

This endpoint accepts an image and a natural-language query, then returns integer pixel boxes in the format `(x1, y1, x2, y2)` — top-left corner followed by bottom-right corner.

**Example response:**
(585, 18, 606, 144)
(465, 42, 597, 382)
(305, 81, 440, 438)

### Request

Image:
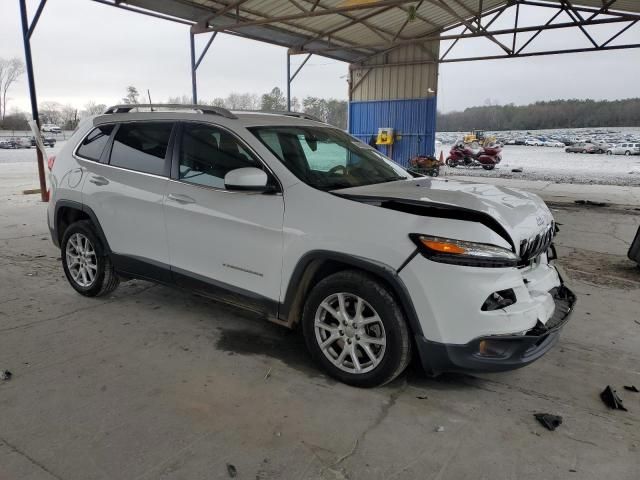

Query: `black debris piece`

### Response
(600, 385, 627, 411)
(416, 395, 428, 400)
(511, 168, 523, 173)
(226, 463, 237, 478)
(534, 413, 563, 431)
(0, 370, 12, 381)
(624, 385, 639, 393)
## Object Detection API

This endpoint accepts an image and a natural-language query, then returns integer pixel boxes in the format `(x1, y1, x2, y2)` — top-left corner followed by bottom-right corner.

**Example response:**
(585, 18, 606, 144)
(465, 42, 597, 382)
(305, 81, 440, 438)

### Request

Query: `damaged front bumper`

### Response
(417, 283, 576, 375)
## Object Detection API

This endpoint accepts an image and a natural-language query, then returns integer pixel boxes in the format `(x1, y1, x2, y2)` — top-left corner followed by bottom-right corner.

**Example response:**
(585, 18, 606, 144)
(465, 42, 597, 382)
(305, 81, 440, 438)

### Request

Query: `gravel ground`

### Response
(438, 144, 640, 186)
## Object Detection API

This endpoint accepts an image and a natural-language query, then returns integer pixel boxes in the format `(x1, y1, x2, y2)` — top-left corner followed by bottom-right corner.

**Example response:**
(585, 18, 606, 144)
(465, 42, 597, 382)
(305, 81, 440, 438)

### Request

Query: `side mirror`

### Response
(224, 167, 270, 192)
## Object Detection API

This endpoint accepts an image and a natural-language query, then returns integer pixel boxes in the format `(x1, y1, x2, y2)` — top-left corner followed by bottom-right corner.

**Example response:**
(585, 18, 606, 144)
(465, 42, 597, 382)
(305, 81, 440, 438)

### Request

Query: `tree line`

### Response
(436, 98, 640, 132)
(1, 84, 348, 131)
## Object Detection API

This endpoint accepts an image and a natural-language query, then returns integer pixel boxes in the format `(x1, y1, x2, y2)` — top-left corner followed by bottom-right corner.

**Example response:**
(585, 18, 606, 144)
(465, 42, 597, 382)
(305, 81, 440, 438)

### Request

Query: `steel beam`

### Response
(19, 0, 47, 202)
(190, 32, 197, 104)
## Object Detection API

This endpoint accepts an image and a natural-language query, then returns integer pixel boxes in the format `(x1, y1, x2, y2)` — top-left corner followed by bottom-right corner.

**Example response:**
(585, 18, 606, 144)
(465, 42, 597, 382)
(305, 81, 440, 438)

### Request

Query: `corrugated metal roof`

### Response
(120, 0, 640, 63)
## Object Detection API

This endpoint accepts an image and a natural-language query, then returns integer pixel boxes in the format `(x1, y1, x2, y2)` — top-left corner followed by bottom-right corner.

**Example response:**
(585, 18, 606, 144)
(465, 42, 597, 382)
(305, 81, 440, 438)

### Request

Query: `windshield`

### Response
(249, 125, 408, 190)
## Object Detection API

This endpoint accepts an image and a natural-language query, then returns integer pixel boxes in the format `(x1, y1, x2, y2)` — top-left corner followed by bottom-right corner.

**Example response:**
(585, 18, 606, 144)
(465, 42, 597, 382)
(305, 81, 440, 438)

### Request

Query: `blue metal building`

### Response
(347, 44, 439, 168)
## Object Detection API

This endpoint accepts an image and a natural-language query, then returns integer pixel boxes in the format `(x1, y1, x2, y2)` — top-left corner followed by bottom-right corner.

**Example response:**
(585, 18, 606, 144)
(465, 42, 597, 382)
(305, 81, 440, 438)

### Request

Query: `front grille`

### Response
(519, 222, 555, 266)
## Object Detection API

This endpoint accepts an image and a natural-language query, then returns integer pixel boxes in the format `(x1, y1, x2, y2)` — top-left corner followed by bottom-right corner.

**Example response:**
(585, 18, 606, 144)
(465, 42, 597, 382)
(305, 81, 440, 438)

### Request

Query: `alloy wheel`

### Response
(314, 292, 386, 374)
(65, 232, 98, 287)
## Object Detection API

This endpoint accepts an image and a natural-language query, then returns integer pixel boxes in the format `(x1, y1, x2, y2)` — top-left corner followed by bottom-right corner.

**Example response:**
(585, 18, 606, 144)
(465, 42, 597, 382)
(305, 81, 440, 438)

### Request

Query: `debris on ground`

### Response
(0, 370, 12, 381)
(574, 200, 608, 207)
(624, 385, 639, 393)
(264, 367, 272, 380)
(600, 385, 628, 411)
(435, 426, 445, 433)
(226, 463, 237, 478)
(416, 395, 428, 400)
(511, 168, 523, 173)
(534, 413, 563, 431)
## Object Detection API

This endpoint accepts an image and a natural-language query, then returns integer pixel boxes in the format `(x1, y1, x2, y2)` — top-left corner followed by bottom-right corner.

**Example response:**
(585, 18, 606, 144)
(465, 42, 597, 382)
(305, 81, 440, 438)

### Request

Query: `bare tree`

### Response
(0, 58, 26, 121)
(83, 101, 107, 117)
(122, 86, 140, 104)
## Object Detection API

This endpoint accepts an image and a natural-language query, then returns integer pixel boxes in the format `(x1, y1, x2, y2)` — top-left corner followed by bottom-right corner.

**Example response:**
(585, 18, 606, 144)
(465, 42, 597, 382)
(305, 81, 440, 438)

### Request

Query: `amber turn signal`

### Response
(420, 239, 466, 255)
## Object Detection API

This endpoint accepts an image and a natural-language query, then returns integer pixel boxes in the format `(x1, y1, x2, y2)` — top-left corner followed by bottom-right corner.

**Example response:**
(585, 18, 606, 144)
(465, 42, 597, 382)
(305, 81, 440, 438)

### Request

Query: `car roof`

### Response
(92, 108, 330, 130)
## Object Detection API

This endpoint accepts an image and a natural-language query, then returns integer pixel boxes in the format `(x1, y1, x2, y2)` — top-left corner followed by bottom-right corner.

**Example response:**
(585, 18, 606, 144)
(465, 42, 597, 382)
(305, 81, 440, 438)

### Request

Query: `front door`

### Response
(163, 122, 284, 315)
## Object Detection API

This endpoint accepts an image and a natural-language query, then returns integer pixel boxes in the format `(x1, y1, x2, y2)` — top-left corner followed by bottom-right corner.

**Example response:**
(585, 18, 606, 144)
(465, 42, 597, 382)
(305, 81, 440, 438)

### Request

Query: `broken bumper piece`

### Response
(417, 285, 576, 375)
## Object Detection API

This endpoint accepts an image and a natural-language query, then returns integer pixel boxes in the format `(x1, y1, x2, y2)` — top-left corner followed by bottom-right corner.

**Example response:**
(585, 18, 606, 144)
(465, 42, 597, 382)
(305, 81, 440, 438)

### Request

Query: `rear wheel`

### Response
(302, 270, 411, 388)
(445, 157, 457, 167)
(482, 165, 495, 170)
(61, 220, 119, 297)
(625, 151, 631, 156)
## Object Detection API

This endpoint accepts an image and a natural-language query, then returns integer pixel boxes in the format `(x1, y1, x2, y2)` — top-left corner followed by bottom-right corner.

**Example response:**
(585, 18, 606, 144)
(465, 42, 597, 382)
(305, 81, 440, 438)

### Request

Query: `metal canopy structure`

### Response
(17, 0, 640, 201)
(112, 0, 640, 64)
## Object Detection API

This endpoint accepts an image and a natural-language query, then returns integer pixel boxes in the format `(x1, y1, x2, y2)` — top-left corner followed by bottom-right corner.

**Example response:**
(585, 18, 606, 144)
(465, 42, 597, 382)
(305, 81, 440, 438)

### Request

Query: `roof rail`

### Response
(237, 110, 324, 123)
(103, 104, 237, 119)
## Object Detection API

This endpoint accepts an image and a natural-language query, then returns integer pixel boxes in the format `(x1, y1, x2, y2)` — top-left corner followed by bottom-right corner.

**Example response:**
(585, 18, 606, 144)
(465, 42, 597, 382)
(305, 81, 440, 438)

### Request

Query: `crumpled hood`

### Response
(335, 177, 554, 247)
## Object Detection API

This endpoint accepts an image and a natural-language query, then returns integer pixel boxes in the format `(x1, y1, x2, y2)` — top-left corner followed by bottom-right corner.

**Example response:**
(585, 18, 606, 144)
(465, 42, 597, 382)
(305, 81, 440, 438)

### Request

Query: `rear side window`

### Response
(76, 124, 114, 161)
(109, 122, 173, 176)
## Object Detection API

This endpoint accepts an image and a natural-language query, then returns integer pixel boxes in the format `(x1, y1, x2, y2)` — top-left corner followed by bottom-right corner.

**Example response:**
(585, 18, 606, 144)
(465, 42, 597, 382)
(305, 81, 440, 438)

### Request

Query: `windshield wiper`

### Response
(374, 175, 408, 184)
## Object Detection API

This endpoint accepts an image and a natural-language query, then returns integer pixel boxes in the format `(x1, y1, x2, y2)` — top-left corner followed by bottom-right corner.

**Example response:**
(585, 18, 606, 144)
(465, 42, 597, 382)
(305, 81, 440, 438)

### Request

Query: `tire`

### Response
(625, 151, 631, 156)
(61, 220, 119, 297)
(607, 151, 612, 155)
(446, 157, 456, 167)
(301, 270, 412, 388)
(482, 165, 495, 170)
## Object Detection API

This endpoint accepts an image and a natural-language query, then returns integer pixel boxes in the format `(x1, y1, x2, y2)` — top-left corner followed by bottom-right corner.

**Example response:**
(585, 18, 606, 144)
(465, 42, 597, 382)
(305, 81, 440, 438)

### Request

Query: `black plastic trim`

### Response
(109, 254, 279, 317)
(52, 200, 112, 253)
(280, 250, 424, 337)
(628, 225, 640, 264)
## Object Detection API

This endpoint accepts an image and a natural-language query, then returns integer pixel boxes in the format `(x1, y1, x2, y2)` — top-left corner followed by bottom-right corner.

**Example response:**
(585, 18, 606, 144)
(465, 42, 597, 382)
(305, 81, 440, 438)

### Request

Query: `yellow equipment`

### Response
(376, 127, 394, 145)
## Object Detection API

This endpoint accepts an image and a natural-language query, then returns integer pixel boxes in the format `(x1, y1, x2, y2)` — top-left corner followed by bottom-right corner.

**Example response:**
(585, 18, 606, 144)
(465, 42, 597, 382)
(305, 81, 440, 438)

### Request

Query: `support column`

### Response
(19, 0, 47, 202)
(190, 32, 197, 104)
(286, 53, 291, 111)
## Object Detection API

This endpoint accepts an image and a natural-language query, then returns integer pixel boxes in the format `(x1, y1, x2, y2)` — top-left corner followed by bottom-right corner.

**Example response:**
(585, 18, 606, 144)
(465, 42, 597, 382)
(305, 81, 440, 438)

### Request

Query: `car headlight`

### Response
(409, 234, 518, 268)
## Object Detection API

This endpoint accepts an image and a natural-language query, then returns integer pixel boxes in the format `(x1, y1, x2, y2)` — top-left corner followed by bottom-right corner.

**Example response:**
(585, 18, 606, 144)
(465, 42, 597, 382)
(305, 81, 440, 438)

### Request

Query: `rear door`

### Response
(163, 122, 284, 313)
(81, 121, 175, 277)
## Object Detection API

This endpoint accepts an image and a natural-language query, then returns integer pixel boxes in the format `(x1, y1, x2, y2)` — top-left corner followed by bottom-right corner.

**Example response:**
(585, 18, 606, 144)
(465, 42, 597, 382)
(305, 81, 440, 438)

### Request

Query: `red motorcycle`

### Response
(446, 142, 502, 170)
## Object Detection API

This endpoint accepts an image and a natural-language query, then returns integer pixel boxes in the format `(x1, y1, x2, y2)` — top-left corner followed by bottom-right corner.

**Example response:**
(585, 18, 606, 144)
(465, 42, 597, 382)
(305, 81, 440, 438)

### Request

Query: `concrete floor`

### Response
(1, 166, 639, 480)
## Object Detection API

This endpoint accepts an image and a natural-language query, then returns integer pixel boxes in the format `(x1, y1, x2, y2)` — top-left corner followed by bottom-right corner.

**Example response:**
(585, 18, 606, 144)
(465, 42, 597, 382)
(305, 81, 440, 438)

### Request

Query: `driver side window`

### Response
(179, 124, 258, 189)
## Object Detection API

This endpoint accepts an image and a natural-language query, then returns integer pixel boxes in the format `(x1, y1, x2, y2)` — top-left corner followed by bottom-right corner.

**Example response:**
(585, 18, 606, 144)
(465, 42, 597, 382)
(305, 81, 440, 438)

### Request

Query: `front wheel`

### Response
(446, 157, 457, 167)
(482, 164, 495, 170)
(61, 220, 120, 297)
(302, 270, 412, 388)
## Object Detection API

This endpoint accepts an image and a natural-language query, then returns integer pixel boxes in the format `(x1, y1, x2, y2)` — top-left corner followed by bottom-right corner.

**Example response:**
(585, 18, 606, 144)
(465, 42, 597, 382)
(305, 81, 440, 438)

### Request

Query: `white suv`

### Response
(607, 143, 640, 155)
(47, 104, 575, 387)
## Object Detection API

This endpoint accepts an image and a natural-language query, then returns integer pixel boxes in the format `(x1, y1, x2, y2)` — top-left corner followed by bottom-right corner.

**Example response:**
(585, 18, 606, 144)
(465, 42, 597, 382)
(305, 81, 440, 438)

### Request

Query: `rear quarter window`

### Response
(76, 125, 115, 161)
(109, 122, 174, 176)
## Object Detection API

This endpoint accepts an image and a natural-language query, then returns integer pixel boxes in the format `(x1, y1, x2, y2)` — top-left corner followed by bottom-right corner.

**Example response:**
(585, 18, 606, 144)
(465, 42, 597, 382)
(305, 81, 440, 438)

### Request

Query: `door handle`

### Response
(89, 175, 109, 186)
(167, 193, 196, 204)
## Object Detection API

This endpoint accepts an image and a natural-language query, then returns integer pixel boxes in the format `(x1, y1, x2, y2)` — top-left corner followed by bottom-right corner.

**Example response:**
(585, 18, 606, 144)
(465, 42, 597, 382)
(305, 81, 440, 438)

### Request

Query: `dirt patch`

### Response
(559, 249, 640, 289)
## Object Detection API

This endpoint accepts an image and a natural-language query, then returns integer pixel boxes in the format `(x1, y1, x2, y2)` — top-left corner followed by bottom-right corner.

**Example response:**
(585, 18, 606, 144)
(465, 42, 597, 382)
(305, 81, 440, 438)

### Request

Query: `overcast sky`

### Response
(1, 0, 639, 113)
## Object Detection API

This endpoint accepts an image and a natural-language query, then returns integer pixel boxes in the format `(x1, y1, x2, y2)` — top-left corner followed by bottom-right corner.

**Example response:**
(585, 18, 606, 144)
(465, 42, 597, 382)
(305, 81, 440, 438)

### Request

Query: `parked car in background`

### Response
(606, 143, 640, 156)
(12, 137, 32, 149)
(0, 139, 14, 149)
(544, 141, 565, 147)
(30, 136, 57, 147)
(565, 143, 601, 154)
(525, 139, 544, 146)
(41, 124, 62, 134)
